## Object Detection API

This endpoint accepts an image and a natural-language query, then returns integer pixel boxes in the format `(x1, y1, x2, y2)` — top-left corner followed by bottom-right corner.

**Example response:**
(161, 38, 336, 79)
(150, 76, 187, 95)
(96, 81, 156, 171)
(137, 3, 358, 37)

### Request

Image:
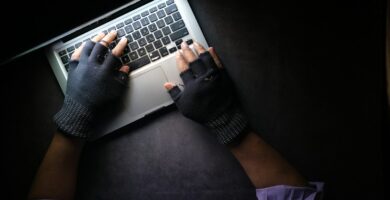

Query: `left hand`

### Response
(54, 31, 130, 138)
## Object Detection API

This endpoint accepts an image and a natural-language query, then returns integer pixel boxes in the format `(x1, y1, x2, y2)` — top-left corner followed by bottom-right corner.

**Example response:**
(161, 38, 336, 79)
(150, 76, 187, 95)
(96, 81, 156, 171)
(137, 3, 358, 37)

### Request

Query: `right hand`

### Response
(164, 42, 248, 144)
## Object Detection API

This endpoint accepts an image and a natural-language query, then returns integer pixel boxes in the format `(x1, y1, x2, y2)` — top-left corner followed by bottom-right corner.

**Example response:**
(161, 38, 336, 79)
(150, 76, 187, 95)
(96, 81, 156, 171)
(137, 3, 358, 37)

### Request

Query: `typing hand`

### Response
(164, 42, 248, 144)
(54, 31, 130, 138)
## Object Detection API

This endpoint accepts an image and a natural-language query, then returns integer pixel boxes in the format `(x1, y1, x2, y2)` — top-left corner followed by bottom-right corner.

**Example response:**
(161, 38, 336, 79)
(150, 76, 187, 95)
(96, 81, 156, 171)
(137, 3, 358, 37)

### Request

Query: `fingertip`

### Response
(119, 65, 130, 74)
(164, 82, 174, 90)
(92, 32, 105, 42)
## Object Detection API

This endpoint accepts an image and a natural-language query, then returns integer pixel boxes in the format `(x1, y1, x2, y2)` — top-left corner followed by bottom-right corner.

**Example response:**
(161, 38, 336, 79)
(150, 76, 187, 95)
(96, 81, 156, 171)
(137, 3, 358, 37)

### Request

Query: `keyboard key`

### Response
(133, 21, 142, 30)
(146, 34, 155, 43)
(116, 22, 124, 29)
(103, 30, 109, 35)
(137, 47, 146, 56)
(59, 50, 67, 56)
(109, 41, 116, 50)
(124, 45, 130, 54)
(161, 36, 171, 45)
(141, 17, 150, 26)
(169, 28, 188, 41)
(133, 14, 141, 21)
(125, 25, 134, 34)
(108, 26, 116, 32)
(169, 47, 177, 53)
(148, 23, 157, 32)
(154, 40, 163, 49)
(129, 55, 151, 70)
(172, 12, 181, 21)
(156, 19, 165, 28)
(149, 50, 161, 62)
(66, 46, 75, 53)
(154, 30, 163, 39)
(159, 47, 169, 57)
(158, 2, 166, 9)
(125, 18, 133, 25)
(157, 10, 166, 19)
(141, 10, 149, 17)
(166, 0, 174, 5)
(165, 16, 174, 25)
(121, 55, 130, 64)
(186, 39, 193, 45)
(145, 44, 155, 52)
(149, 6, 157, 13)
(74, 43, 82, 49)
(117, 29, 126, 38)
(129, 51, 139, 60)
(175, 39, 183, 46)
(140, 27, 149, 36)
(170, 20, 185, 32)
(129, 41, 139, 51)
(162, 26, 171, 35)
(126, 35, 133, 42)
(165, 4, 178, 15)
(138, 38, 147, 46)
(64, 64, 70, 71)
(149, 13, 158, 22)
(132, 31, 141, 40)
(61, 55, 69, 64)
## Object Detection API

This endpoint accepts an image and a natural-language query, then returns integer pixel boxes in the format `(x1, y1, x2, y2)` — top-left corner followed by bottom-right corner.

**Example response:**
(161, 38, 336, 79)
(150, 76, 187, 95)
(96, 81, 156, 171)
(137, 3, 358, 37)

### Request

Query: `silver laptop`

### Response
(45, 0, 208, 139)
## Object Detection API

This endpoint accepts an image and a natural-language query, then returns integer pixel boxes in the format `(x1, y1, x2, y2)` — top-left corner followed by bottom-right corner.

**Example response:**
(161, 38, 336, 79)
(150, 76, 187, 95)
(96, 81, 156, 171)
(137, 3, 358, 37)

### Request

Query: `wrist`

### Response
(205, 106, 249, 145)
(54, 95, 94, 138)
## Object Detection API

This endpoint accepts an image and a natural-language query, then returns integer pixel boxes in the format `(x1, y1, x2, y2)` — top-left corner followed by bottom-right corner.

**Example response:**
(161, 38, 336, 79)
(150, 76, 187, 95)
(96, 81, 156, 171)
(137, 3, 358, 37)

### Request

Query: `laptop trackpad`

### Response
(126, 67, 171, 117)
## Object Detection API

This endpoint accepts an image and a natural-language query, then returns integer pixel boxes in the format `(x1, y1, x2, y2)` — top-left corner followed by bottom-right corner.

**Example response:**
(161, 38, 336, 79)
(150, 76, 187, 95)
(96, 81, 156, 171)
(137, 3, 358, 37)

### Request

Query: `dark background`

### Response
(0, 0, 387, 199)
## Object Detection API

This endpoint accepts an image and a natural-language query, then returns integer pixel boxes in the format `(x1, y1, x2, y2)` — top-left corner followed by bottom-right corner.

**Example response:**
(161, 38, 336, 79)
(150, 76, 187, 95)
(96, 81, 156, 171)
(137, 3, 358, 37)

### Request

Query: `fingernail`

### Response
(181, 41, 188, 49)
(110, 30, 117, 34)
(120, 37, 127, 42)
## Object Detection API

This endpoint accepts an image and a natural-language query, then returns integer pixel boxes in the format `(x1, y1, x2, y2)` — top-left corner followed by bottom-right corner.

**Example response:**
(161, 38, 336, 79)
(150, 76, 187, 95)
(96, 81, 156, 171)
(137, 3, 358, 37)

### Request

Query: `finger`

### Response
(80, 41, 96, 60)
(164, 83, 182, 101)
(193, 41, 207, 55)
(180, 42, 197, 63)
(91, 32, 105, 43)
(119, 65, 130, 74)
(70, 42, 85, 61)
(103, 54, 122, 70)
(176, 51, 189, 72)
(208, 47, 223, 68)
(164, 82, 175, 90)
(100, 30, 117, 47)
(111, 37, 128, 57)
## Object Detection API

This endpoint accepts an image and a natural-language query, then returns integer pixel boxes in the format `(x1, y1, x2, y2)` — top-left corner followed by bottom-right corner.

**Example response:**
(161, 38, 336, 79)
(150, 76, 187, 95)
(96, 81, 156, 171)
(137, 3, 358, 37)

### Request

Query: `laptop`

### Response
(45, 0, 208, 139)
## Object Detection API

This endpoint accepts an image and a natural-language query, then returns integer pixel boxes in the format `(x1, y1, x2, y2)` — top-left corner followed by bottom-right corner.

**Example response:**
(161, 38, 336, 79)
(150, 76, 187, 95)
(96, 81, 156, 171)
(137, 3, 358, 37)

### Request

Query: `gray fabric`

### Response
(53, 41, 127, 138)
(53, 95, 93, 138)
(205, 107, 248, 144)
(168, 52, 248, 145)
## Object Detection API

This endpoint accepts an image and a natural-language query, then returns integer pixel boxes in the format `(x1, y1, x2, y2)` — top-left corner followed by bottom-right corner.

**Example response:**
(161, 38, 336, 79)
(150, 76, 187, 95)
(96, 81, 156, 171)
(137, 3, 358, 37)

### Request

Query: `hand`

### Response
(164, 42, 248, 144)
(54, 31, 130, 138)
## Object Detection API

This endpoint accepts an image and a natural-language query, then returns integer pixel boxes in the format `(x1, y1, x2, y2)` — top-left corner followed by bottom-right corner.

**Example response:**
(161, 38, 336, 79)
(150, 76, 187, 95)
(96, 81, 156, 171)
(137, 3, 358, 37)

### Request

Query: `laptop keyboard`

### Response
(58, 0, 192, 72)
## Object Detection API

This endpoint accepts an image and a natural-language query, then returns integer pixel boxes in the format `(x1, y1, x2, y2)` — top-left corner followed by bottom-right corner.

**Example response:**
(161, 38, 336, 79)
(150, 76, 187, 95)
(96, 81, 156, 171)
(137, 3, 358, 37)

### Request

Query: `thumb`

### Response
(164, 82, 182, 101)
(164, 82, 175, 90)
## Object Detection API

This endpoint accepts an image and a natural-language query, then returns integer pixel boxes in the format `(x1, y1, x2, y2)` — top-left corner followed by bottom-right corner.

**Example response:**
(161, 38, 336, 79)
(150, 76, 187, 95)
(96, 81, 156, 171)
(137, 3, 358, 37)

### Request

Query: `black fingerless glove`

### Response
(168, 52, 248, 144)
(54, 41, 128, 138)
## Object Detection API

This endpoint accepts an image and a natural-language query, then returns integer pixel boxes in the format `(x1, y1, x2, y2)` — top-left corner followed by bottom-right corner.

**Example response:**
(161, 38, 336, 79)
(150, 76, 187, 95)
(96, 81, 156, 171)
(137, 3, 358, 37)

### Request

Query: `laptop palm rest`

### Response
(92, 66, 172, 139)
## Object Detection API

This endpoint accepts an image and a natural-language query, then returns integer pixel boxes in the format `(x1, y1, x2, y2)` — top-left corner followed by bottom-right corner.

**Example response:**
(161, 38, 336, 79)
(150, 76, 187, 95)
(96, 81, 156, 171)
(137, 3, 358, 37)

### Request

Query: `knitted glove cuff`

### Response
(53, 95, 94, 138)
(205, 107, 248, 145)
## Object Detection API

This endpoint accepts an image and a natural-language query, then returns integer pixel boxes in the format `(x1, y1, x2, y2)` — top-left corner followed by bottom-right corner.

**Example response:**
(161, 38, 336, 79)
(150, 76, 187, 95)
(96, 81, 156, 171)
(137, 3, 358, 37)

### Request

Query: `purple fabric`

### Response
(256, 182, 324, 200)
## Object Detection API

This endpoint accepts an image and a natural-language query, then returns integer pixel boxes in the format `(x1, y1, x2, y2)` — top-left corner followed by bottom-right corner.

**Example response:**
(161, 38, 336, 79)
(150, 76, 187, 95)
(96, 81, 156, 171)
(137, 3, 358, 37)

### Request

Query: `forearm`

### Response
(29, 132, 84, 200)
(229, 131, 307, 188)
